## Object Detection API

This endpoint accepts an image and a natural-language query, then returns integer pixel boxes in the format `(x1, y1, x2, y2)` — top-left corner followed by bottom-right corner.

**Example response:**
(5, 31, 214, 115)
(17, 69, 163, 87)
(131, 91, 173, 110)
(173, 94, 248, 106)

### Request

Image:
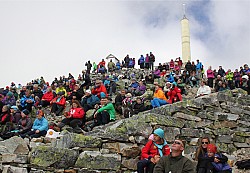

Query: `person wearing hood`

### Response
(50, 91, 66, 116)
(20, 110, 48, 138)
(0, 105, 14, 138)
(137, 128, 170, 173)
(2, 91, 16, 107)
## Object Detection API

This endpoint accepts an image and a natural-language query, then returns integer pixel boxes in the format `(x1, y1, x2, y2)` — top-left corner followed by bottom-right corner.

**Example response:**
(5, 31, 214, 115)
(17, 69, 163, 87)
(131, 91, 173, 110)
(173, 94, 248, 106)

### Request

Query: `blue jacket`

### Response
(139, 56, 145, 64)
(196, 62, 203, 70)
(20, 95, 35, 108)
(130, 82, 139, 89)
(116, 62, 121, 69)
(32, 117, 48, 131)
(82, 94, 100, 107)
(166, 75, 175, 83)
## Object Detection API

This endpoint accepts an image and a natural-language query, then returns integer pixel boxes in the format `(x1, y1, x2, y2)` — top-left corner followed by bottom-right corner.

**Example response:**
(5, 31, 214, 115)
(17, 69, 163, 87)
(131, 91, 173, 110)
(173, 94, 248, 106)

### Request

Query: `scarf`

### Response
(153, 140, 167, 157)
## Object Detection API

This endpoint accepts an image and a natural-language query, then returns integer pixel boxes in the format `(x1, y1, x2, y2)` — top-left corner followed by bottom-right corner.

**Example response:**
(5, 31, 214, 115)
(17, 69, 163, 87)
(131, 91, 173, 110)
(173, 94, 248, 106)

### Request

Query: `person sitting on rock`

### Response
(10, 106, 21, 124)
(91, 79, 107, 99)
(166, 83, 182, 104)
(81, 89, 100, 112)
(57, 100, 85, 133)
(137, 128, 170, 173)
(132, 97, 145, 115)
(67, 84, 84, 102)
(189, 71, 200, 87)
(93, 97, 116, 126)
(151, 84, 168, 108)
(2, 91, 16, 107)
(50, 91, 66, 116)
(114, 89, 126, 115)
(16, 109, 33, 136)
(55, 83, 67, 97)
(20, 109, 48, 139)
(40, 87, 55, 107)
(135, 80, 146, 96)
(197, 80, 211, 97)
(128, 78, 139, 96)
(19, 89, 35, 112)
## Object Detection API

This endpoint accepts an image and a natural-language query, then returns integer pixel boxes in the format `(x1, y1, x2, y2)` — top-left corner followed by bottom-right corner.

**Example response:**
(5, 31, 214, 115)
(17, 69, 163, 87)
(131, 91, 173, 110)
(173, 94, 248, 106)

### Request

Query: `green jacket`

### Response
(97, 102, 116, 120)
(154, 153, 195, 173)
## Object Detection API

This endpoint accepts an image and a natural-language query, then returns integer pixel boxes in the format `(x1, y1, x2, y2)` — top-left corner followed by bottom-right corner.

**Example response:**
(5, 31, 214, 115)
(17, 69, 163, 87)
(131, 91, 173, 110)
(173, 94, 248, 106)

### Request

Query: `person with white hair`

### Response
(197, 80, 211, 97)
(241, 75, 250, 94)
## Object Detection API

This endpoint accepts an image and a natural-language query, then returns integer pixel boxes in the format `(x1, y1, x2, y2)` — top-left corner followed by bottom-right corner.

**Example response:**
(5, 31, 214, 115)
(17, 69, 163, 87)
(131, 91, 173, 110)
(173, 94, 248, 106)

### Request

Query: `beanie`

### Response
(22, 109, 30, 116)
(207, 144, 217, 153)
(11, 105, 18, 111)
(7, 91, 13, 97)
(153, 128, 164, 139)
(100, 92, 106, 98)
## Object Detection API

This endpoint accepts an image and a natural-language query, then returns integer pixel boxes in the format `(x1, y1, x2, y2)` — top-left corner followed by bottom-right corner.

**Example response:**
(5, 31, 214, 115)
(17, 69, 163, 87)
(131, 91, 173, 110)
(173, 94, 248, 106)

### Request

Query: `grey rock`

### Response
(234, 143, 250, 148)
(181, 128, 200, 137)
(173, 112, 201, 122)
(75, 151, 121, 170)
(217, 135, 232, 144)
(0, 136, 29, 154)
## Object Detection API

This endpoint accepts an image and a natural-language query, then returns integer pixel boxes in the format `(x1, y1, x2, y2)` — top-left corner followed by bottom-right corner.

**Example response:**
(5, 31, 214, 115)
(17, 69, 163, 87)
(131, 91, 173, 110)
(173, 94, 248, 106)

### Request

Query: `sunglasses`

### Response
(173, 141, 182, 145)
(202, 142, 209, 144)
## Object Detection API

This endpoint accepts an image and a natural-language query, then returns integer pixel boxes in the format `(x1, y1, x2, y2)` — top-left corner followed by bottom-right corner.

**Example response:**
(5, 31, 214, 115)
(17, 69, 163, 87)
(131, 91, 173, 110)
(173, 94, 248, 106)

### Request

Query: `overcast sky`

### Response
(0, 0, 249, 87)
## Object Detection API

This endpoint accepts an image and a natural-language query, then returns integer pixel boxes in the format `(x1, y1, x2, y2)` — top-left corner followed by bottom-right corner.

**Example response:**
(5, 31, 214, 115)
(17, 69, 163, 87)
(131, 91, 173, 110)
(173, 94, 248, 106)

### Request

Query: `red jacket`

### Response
(91, 84, 107, 98)
(167, 87, 182, 104)
(0, 113, 13, 124)
(67, 107, 85, 119)
(42, 91, 54, 102)
(50, 96, 66, 107)
(141, 140, 170, 160)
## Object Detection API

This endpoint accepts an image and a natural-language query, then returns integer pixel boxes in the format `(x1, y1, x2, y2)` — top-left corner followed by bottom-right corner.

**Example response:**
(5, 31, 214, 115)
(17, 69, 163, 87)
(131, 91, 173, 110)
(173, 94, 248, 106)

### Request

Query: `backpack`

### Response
(235, 159, 250, 169)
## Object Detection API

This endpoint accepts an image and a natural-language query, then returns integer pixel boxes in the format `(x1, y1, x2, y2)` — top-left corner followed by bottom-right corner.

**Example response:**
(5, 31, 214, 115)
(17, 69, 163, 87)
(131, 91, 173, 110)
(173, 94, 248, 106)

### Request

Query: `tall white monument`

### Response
(181, 4, 191, 63)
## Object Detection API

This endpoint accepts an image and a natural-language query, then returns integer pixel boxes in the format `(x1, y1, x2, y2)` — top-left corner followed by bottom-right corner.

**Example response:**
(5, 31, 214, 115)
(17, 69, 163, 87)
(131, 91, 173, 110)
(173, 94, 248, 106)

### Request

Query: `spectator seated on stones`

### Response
(160, 69, 167, 77)
(69, 79, 77, 92)
(67, 84, 84, 102)
(180, 70, 190, 84)
(165, 72, 175, 83)
(55, 83, 68, 97)
(0, 105, 16, 139)
(132, 97, 145, 115)
(1, 86, 10, 97)
(135, 80, 146, 96)
(128, 78, 139, 96)
(154, 139, 195, 173)
(137, 128, 170, 173)
(189, 71, 200, 87)
(145, 74, 154, 84)
(176, 78, 186, 95)
(114, 89, 126, 115)
(153, 67, 161, 78)
(243, 64, 250, 75)
(214, 75, 224, 92)
(91, 79, 108, 99)
(40, 87, 55, 107)
(241, 75, 250, 94)
(31, 84, 43, 101)
(19, 89, 35, 112)
(2, 91, 16, 107)
(81, 89, 100, 112)
(20, 110, 48, 139)
(10, 106, 21, 124)
(57, 100, 85, 133)
(122, 93, 133, 118)
(151, 84, 168, 108)
(0, 94, 4, 115)
(218, 82, 229, 92)
(197, 80, 211, 97)
(195, 137, 211, 173)
(50, 91, 66, 116)
(167, 83, 182, 104)
(93, 97, 116, 127)
(14, 109, 33, 137)
(205, 144, 232, 173)
(104, 77, 117, 96)
(10, 87, 19, 101)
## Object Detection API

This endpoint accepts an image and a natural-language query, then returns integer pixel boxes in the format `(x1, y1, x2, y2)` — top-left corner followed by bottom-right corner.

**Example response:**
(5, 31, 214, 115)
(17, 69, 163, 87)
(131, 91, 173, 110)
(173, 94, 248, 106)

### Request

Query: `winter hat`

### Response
(22, 109, 30, 115)
(100, 92, 106, 98)
(242, 75, 249, 80)
(11, 105, 18, 111)
(85, 89, 91, 94)
(7, 91, 13, 97)
(207, 144, 217, 153)
(153, 128, 164, 139)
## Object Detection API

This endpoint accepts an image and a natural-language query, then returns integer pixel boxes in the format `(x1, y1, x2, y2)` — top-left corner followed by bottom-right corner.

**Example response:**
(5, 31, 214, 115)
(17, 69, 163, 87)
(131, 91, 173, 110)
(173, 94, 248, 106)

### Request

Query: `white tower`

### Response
(181, 4, 191, 63)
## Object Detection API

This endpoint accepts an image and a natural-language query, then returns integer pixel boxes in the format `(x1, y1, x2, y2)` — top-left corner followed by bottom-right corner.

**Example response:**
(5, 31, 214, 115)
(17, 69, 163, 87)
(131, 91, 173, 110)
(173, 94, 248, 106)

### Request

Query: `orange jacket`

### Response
(154, 88, 168, 101)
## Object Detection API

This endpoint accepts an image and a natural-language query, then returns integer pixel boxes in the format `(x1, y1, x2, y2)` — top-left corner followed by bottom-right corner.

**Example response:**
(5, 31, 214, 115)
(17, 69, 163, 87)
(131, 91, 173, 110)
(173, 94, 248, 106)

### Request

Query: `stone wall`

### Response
(0, 88, 250, 173)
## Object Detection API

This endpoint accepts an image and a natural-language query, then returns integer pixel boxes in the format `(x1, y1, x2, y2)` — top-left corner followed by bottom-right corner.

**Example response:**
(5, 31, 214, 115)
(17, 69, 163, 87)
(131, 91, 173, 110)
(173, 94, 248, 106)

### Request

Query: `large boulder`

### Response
(75, 151, 121, 171)
(30, 146, 78, 169)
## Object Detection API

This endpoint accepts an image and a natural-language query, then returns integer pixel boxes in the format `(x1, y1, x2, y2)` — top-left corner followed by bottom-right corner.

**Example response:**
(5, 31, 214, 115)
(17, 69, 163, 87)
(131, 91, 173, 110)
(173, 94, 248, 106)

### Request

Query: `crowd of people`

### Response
(0, 53, 249, 138)
(0, 53, 248, 172)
